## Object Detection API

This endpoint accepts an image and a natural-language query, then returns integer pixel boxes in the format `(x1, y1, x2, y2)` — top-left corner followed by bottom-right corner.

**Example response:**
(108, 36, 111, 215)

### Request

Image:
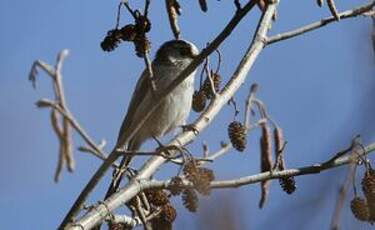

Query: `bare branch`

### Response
(65, 2, 277, 229)
(144, 141, 375, 191)
(267, 1, 375, 45)
(59, 1, 261, 228)
(35, 99, 108, 163)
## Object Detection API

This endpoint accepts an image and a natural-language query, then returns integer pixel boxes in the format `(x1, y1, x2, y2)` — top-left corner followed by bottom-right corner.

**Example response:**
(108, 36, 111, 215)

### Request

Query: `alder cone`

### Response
(182, 188, 198, 212)
(109, 223, 126, 230)
(228, 121, 247, 152)
(362, 169, 375, 222)
(192, 90, 206, 112)
(279, 176, 296, 194)
(168, 176, 184, 196)
(101, 29, 123, 52)
(202, 72, 221, 99)
(160, 203, 177, 223)
(145, 189, 169, 207)
(350, 197, 370, 222)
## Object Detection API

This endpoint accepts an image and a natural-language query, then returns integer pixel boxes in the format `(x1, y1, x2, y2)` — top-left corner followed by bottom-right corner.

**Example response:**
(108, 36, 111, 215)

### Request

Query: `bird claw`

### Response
(181, 124, 199, 136)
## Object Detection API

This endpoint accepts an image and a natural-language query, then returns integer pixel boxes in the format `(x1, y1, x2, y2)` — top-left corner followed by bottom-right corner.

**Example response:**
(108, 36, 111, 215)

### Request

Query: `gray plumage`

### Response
(116, 39, 199, 152)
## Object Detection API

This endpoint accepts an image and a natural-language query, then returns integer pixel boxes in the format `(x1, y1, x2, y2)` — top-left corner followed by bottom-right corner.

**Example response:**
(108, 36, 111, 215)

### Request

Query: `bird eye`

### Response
(179, 47, 194, 58)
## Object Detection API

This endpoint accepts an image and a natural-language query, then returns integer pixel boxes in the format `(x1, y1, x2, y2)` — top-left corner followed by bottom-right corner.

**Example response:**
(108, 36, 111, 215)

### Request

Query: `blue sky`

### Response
(0, 0, 374, 229)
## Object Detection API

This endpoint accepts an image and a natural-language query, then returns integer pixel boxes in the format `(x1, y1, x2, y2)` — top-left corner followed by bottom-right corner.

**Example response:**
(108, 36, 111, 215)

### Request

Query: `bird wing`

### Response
(115, 69, 150, 148)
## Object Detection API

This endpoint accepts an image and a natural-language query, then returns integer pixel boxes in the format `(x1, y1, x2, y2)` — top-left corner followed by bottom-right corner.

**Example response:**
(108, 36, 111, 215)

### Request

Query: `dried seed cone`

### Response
(145, 189, 170, 207)
(183, 160, 215, 196)
(109, 223, 126, 230)
(182, 188, 199, 212)
(194, 167, 215, 196)
(119, 24, 137, 41)
(134, 35, 151, 57)
(228, 121, 247, 152)
(183, 159, 198, 178)
(151, 218, 172, 230)
(101, 29, 123, 52)
(161, 203, 177, 223)
(202, 72, 221, 99)
(192, 90, 207, 112)
(350, 197, 370, 222)
(279, 177, 296, 194)
(362, 169, 375, 222)
(169, 176, 184, 196)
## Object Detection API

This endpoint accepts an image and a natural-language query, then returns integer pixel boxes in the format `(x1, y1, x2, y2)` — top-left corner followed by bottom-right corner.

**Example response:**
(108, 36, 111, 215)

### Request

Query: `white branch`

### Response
(66, 2, 279, 229)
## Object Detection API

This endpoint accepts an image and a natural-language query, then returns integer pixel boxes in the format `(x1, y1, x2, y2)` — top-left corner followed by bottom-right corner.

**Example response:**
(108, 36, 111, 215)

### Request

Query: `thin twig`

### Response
(59, 1, 261, 228)
(35, 99, 107, 162)
(143, 141, 375, 191)
(66, 2, 275, 228)
(267, 1, 375, 45)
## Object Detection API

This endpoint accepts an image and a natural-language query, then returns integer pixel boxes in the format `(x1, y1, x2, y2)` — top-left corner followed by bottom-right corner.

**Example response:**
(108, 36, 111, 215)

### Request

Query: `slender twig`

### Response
(135, 196, 151, 230)
(66, 2, 276, 229)
(142, 141, 375, 191)
(327, 0, 340, 21)
(35, 99, 107, 162)
(59, 1, 260, 228)
(144, 0, 151, 17)
(267, 1, 375, 45)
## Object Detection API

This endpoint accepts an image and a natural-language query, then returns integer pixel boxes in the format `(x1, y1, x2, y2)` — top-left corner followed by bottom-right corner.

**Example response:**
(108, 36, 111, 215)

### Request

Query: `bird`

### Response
(105, 39, 200, 197)
(59, 40, 199, 229)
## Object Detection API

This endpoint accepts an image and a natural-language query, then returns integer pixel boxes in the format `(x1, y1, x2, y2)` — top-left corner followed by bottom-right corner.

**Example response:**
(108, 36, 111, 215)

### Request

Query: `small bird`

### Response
(60, 40, 199, 229)
(107, 39, 199, 196)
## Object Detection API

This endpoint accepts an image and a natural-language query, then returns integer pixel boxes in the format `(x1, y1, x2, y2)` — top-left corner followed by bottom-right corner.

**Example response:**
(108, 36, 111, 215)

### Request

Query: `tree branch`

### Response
(141, 140, 375, 191)
(58, 1, 261, 228)
(267, 1, 375, 45)
(66, 2, 278, 229)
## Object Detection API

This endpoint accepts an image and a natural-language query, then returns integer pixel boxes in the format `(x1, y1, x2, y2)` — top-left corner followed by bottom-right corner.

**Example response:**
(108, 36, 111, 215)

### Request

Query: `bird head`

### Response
(154, 40, 199, 65)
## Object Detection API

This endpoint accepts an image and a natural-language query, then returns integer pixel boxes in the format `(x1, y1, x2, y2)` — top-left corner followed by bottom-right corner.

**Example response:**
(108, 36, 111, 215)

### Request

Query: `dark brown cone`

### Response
(194, 167, 215, 196)
(192, 90, 207, 113)
(202, 72, 221, 99)
(182, 188, 199, 212)
(119, 24, 137, 41)
(279, 177, 296, 194)
(145, 189, 170, 207)
(183, 159, 215, 196)
(160, 203, 177, 223)
(134, 14, 151, 34)
(350, 197, 370, 222)
(109, 223, 126, 230)
(150, 218, 172, 230)
(101, 29, 123, 52)
(228, 121, 247, 152)
(134, 35, 151, 57)
(183, 159, 198, 179)
(168, 176, 184, 196)
(362, 168, 375, 222)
